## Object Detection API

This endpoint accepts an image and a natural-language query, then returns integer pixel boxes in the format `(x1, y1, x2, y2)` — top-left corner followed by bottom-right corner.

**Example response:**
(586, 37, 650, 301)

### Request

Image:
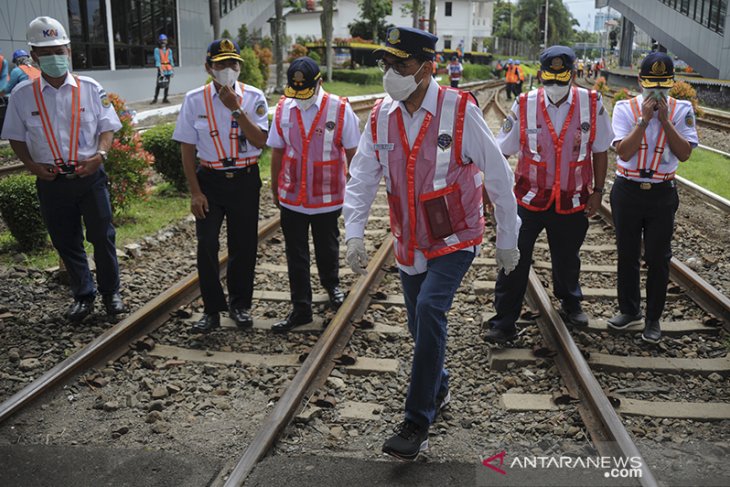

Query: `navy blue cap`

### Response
(285, 56, 322, 99)
(639, 52, 674, 88)
(540, 46, 576, 72)
(207, 38, 242, 64)
(375, 27, 438, 60)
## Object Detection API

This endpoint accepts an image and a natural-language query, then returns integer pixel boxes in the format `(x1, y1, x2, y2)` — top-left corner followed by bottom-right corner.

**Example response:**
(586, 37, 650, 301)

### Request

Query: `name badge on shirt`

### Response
(374, 143, 395, 151)
(280, 122, 293, 128)
(526, 128, 539, 134)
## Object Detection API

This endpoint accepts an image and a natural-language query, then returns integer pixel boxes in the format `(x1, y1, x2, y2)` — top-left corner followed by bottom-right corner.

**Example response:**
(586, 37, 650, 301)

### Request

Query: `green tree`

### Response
(515, 0, 577, 47)
(221, 29, 233, 40)
(237, 24, 250, 47)
(492, 0, 523, 41)
(356, 0, 392, 42)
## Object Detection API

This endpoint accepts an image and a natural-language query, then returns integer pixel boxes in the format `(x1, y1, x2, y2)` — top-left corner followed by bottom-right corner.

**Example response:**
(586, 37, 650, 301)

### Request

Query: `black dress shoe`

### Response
(192, 313, 220, 333)
(607, 313, 643, 330)
(229, 307, 253, 329)
(66, 297, 95, 322)
(271, 309, 313, 333)
(641, 320, 661, 344)
(484, 326, 518, 344)
(560, 307, 589, 327)
(102, 293, 126, 315)
(327, 287, 345, 309)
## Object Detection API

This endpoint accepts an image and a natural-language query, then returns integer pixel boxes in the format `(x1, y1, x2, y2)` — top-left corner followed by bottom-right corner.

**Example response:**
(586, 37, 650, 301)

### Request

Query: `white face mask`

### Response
(295, 87, 318, 111)
(383, 63, 425, 101)
(213, 67, 239, 87)
(543, 83, 571, 103)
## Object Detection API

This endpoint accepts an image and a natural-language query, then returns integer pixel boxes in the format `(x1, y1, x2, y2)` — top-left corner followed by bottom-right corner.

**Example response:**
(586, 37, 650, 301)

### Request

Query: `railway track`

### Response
(1, 80, 727, 486)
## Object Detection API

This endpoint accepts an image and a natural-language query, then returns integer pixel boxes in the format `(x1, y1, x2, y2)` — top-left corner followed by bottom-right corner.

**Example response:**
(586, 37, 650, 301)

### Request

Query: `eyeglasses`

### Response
(377, 58, 418, 76)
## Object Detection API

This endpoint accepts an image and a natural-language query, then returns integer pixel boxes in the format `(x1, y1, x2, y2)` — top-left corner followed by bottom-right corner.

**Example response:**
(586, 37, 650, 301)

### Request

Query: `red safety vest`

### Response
(200, 82, 258, 170)
(371, 86, 484, 266)
(274, 93, 348, 208)
(515, 86, 597, 214)
(616, 95, 678, 181)
(31, 76, 81, 173)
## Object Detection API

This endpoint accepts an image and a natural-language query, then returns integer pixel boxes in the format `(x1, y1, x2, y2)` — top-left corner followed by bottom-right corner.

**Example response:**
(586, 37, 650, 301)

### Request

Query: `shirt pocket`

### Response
(78, 112, 98, 149)
(24, 116, 46, 143)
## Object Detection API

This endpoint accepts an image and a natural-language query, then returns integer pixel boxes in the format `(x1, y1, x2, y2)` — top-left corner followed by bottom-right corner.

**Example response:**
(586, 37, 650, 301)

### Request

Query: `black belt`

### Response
(616, 177, 675, 190)
(199, 165, 257, 179)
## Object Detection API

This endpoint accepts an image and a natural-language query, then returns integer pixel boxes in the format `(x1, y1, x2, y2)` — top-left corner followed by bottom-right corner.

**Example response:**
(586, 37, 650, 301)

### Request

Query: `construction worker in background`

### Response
(494, 59, 503, 78)
(173, 39, 269, 333)
(152, 34, 174, 104)
(0, 49, 9, 94)
(484, 46, 612, 344)
(344, 26, 520, 461)
(513, 59, 525, 98)
(2, 16, 126, 322)
(607, 52, 698, 344)
(577, 59, 584, 78)
(505, 59, 517, 100)
(1, 49, 40, 96)
(448, 55, 463, 88)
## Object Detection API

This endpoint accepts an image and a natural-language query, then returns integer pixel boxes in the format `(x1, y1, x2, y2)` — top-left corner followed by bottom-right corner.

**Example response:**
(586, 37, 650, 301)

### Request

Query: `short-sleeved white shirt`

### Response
(611, 95, 699, 183)
(172, 82, 269, 162)
(266, 88, 361, 215)
(1, 73, 122, 164)
(497, 87, 613, 157)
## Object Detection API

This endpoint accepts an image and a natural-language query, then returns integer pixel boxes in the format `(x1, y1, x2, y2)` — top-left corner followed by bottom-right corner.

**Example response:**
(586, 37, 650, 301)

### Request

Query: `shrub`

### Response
(332, 67, 382, 85)
(592, 76, 608, 94)
(669, 80, 703, 117)
(0, 174, 48, 250)
(462, 63, 493, 81)
(142, 123, 187, 192)
(308, 49, 321, 64)
(106, 93, 154, 214)
(288, 43, 308, 62)
(238, 47, 265, 90)
(253, 45, 272, 84)
(613, 88, 631, 102)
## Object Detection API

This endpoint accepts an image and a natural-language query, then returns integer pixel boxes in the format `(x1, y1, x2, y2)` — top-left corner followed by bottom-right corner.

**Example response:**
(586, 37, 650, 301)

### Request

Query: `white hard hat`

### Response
(27, 16, 70, 47)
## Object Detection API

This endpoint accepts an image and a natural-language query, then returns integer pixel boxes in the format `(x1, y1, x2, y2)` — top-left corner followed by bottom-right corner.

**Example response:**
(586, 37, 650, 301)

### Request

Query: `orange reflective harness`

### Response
(620, 96, 678, 181)
(200, 82, 258, 170)
(31, 76, 81, 175)
(159, 49, 173, 72)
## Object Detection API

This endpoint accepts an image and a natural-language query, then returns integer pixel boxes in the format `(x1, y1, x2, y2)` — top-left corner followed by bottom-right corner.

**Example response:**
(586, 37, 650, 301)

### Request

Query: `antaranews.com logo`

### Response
(481, 450, 643, 480)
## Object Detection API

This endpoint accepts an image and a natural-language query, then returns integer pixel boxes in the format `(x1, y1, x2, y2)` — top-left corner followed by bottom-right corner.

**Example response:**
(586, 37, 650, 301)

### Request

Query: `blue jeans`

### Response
(399, 250, 475, 429)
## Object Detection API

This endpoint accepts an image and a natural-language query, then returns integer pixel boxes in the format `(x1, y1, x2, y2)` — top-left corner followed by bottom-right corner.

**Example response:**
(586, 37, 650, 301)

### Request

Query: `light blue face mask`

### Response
(38, 54, 70, 78)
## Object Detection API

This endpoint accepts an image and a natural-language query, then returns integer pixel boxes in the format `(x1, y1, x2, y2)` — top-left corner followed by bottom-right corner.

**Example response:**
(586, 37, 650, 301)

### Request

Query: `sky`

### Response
(563, 0, 606, 31)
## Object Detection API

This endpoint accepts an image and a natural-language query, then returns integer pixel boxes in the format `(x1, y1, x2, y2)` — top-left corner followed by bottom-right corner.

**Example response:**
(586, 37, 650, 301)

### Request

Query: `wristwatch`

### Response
(97, 150, 108, 162)
(593, 186, 605, 195)
(231, 108, 242, 118)
(637, 117, 648, 129)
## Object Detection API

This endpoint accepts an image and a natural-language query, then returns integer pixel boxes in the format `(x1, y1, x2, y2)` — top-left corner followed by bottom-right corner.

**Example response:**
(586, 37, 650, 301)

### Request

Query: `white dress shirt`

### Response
(497, 87, 614, 157)
(612, 95, 698, 183)
(344, 78, 520, 275)
(2, 73, 122, 163)
(267, 88, 361, 215)
(173, 82, 269, 161)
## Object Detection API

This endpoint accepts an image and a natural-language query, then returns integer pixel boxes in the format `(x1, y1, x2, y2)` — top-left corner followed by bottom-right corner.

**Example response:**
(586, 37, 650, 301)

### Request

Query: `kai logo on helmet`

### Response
(43, 29, 59, 38)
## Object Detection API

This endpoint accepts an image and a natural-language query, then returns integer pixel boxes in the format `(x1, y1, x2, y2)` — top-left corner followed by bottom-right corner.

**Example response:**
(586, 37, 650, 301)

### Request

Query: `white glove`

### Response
(346, 238, 368, 275)
(495, 247, 520, 276)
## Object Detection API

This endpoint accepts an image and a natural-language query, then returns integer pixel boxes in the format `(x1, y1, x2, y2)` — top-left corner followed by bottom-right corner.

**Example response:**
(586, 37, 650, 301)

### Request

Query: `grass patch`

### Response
(258, 148, 272, 181)
(0, 183, 190, 269)
(321, 81, 384, 97)
(676, 148, 730, 199)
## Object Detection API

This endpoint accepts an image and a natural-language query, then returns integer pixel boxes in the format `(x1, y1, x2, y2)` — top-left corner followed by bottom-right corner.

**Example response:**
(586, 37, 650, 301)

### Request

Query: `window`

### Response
(659, 0, 726, 35)
(444, 39, 451, 49)
(109, 0, 177, 69)
(445, 2, 452, 16)
(68, 0, 109, 69)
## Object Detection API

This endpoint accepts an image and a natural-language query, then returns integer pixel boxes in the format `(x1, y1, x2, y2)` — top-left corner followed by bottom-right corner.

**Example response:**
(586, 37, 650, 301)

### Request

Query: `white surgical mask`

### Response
(543, 83, 571, 103)
(213, 67, 239, 87)
(383, 63, 425, 101)
(295, 87, 318, 111)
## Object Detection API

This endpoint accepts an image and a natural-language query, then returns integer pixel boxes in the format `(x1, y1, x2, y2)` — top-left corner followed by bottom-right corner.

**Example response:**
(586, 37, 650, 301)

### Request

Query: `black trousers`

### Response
(36, 169, 119, 300)
(489, 205, 589, 331)
(280, 206, 340, 313)
(195, 166, 260, 313)
(610, 177, 679, 321)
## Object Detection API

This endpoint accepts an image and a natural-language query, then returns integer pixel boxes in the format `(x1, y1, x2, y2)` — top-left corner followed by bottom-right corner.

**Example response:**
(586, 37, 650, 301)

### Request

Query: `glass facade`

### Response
(67, 0, 177, 69)
(659, 0, 727, 35)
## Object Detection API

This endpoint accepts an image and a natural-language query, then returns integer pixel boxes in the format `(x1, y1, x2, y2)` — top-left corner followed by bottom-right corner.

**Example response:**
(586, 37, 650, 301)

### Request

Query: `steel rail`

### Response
(597, 203, 730, 324)
(223, 237, 394, 486)
(0, 162, 25, 178)
(526, 268, 658, 487)
(0, 217, 281, 424)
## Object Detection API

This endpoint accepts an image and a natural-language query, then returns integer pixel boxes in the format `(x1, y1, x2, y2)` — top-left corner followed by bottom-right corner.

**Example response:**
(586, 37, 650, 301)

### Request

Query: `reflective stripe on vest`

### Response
(31, 76, 81, 172)
(373, 87, 483, 265)
(626, 96, 678, 179)
(19, 64, 40, 79)
(275, 93, 348, 207)
(517, 86, 596, 213)
(159, 49, 173, 71)
(202, 82, 257, 169)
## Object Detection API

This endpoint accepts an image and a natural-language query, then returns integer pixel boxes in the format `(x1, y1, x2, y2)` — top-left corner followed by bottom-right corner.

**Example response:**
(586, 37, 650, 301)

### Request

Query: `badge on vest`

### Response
(374, 143, 394, 151)
(437, 133, 453, 150)
(501, 117, 513, 133)
(325, 121, 336, 131)
(684, 113, 694, 127)
(580, 122, 590, 132)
